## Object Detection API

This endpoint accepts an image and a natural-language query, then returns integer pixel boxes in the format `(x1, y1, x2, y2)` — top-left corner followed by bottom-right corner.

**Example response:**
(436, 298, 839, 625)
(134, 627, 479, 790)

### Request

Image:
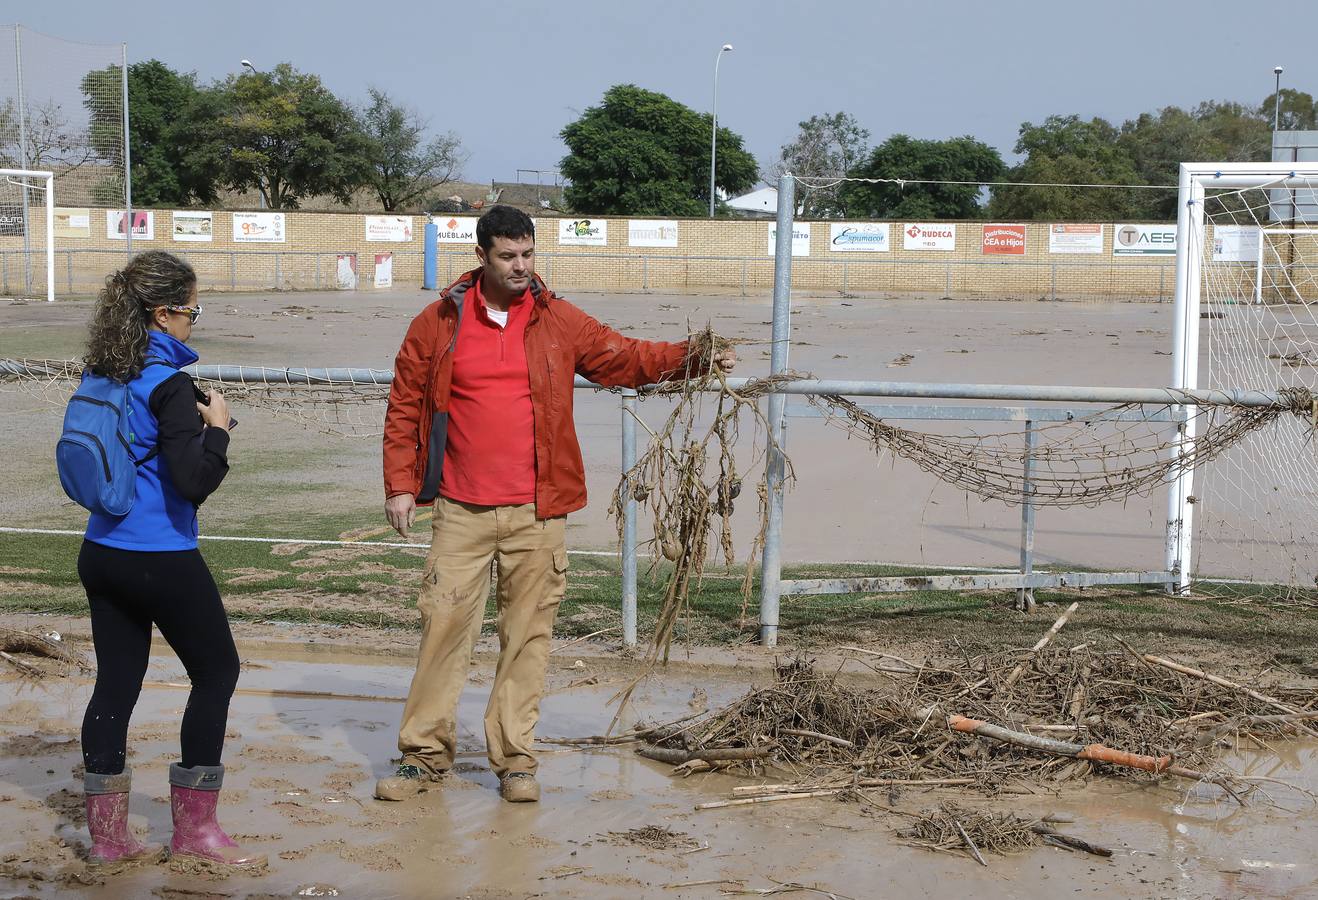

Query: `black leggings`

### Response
(78, 540, 240, 775)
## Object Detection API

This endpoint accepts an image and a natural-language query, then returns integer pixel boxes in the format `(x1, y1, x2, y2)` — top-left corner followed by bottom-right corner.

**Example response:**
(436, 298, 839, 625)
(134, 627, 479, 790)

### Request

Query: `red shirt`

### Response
(438, 277, 537, 506)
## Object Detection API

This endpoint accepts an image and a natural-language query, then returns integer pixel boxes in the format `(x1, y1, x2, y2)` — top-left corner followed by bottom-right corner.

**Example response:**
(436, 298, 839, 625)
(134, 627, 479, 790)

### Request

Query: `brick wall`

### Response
(0, 207, 1299, 302)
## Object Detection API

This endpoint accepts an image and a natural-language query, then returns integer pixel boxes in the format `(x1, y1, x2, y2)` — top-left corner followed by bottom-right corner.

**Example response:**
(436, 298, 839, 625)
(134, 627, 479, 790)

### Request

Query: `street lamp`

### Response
(238, 59, 267, 208)
(1273, 65, 1284, 135)
(708, 43, 733, 218)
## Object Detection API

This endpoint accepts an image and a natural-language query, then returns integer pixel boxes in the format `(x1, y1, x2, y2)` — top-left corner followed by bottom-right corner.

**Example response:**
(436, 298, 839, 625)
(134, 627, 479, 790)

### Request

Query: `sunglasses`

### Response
(165, 304, 203, 324)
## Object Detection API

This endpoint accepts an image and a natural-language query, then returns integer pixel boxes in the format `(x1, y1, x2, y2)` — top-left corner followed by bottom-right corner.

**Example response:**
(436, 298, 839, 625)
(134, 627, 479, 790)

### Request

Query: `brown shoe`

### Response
(499, 772, 540, 803)
(374, 764, 443, 801)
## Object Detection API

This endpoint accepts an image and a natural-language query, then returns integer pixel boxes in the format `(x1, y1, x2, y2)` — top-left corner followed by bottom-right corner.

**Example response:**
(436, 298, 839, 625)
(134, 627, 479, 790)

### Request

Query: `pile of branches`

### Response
(635, 646, 1317, 797)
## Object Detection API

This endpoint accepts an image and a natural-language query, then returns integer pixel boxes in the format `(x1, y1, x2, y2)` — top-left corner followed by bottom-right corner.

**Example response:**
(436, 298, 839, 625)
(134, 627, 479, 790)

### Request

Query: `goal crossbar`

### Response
(0, 168, 54, 303)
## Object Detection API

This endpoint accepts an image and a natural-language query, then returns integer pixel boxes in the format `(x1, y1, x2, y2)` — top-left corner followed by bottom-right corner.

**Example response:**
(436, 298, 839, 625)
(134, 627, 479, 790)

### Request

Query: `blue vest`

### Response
(85, 332, 203, 551)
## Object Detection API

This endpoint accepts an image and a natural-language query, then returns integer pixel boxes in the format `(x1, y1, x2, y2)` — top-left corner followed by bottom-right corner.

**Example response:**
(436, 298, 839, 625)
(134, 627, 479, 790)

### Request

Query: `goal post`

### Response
(1168, 161, 1318, 594)
(0, 168, 55, 303)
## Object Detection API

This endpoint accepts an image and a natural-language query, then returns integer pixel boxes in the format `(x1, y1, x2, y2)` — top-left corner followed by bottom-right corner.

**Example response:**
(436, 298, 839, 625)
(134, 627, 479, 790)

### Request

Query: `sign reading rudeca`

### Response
(829, 222, 890, 252)
(903, 223, 956, 251)
(768, 222, 811, 256)
(232, 212, 285, 243)
(559, 218, 608, 246)
(434, 216, 478, 244)
(1113, 223, 1176, 255)
(1048, 224, 1104, 255)
(982, 224, 1026, 255)
(627, 220, 679, 248)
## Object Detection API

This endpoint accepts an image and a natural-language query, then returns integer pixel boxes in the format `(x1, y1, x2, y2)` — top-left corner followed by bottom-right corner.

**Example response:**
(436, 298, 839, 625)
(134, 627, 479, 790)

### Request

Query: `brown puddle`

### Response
(2, 643, 1317, 899)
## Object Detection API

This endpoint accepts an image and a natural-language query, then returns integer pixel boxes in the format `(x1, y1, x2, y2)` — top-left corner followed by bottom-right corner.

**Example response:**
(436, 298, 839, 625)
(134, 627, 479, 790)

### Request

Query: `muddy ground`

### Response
(2, 614, 1317, 900)
(0, 285, 1279, 578)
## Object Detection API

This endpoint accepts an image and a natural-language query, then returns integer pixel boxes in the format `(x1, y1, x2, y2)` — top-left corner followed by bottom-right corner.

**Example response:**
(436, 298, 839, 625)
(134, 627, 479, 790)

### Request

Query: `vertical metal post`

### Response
(758, 174, 796, 647)
(740, 258, 747, 297)
(1016, 421, 1037, 613)
(121, 43, 133, 257)
(1050, 264, 1057, 302)
(621, 388, 639, 648)
(229, 252, 236, 291)
(315, 254, 321, 289)
(274, 253, 282, 290)
(642, 256, 649, 291)
(945, 263, 952, 296)
(1255, 229, 1266, 305)
(66, 250, 73, 294)
(14, 26, 31, 296)
(842, 260, 848, 294)
(1166, 164, 1204, 594)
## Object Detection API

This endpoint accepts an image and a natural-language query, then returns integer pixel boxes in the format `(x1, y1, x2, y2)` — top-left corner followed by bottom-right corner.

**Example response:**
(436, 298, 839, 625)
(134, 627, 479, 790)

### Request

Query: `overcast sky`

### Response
(14, 0, 1318, 185)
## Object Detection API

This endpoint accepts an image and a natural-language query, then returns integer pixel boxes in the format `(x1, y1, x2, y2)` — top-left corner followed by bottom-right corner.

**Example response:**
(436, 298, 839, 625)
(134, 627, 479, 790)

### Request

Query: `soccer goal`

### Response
(0, 168, 55, 303)
(1168, 162, 1318, 597)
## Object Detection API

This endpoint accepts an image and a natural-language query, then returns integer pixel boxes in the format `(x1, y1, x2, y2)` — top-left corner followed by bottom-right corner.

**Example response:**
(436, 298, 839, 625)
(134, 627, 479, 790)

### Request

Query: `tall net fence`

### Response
(0, 25, 128, 297)
(1195, 183, 1318, 594)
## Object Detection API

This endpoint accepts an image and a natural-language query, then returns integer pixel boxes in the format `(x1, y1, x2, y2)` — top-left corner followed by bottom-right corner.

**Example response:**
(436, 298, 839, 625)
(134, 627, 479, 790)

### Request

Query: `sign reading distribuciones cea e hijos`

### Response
(982, 224, 1026, 255)
(828, 222, 890, 252)
(1113, 223, 1176, 255)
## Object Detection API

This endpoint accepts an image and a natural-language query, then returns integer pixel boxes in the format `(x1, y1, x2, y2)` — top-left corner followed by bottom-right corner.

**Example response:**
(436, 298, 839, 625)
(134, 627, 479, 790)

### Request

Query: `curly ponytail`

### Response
(85, 251, 197, 382)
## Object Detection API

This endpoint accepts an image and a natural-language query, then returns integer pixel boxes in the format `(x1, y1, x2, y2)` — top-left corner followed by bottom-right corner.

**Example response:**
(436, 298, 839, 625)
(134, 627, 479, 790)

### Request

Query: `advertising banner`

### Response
(53, 208, 90, 238)
(1113, 223, 1176, 256)
(1048, 224, 1103, 255)
(559, 218, 608, 246)
(982, 223, 1027, 255)
(902, 222, 956, 251)
(434, 216, 478, 244)
(107, 210, 154, 241)
(768, 222, 811, 256)
(233, 212, 286, 243)
(365, 215, 414, 242)
(374, 252, 393, 287)
(172, 211, 213, 242)
(627, 220, 679, 248)
(828, 222, 890, 252)
(1212, 225, 1262, 262)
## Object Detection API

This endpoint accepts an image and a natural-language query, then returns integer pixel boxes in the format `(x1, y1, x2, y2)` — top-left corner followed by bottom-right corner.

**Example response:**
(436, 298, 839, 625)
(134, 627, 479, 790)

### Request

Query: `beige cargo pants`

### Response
(396, 497, 567, 778)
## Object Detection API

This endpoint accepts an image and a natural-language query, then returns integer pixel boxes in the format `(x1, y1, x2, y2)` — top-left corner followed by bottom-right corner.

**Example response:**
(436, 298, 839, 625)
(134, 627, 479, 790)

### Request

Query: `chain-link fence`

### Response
(0, 25, 128, 296)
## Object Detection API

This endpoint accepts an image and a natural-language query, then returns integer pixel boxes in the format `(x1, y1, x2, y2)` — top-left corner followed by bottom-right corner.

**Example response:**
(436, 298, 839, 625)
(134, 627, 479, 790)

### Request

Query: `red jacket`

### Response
(383, 268, 689, 518)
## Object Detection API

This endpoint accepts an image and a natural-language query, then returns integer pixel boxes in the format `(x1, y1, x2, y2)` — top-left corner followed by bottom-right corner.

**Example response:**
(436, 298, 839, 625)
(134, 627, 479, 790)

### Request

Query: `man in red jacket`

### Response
(376, 206, 735, 803)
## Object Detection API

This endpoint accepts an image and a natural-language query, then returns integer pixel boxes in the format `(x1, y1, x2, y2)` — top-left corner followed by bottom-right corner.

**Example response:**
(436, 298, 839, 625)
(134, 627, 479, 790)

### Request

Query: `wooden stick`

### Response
(1003, 601, 1079, 688)
(549, 626, 620, 654)
(780, 728, 854, 748)
(1032, 824, 1113, 858)
(0, 650, 40, 677)
(953, 818, 988, 867)
(637, 744, 769, 765)
(696, 789, 844, 809)
(1141, 653, 1318, 738)
(731, 777, 974, 796)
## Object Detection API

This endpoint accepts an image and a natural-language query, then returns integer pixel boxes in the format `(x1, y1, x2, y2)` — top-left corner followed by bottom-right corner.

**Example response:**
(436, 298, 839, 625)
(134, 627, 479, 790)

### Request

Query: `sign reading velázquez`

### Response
(559, 218, 608, 246)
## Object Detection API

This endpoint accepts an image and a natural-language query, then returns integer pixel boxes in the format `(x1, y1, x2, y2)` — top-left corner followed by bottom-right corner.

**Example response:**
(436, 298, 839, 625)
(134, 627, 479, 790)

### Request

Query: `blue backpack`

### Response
(56, 365, 162, 517)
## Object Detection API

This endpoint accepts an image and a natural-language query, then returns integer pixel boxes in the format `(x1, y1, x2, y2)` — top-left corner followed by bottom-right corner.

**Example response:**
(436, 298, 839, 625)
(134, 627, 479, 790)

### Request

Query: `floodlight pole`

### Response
(708, 44, 733, 218)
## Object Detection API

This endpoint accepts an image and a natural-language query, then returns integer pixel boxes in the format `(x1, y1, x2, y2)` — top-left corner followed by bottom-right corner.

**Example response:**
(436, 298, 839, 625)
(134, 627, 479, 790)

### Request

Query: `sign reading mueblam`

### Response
(434, 216, 478, 244)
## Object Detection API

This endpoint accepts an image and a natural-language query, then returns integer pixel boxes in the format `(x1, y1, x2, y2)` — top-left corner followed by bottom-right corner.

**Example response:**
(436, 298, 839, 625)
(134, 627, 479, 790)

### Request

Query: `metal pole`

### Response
(44, 173, 53, 302)
(708, 44, 732, 218)
(758, 174, 796, 647)
(1016, 421, 1037, 613)
(1274, 66, 1284, 135)
(14, 26, 30, 297)
(621, 389, 639, 648)
(121, 44, 133, 257)
(1165, 164, 1205, 594)
(1256, 227, 1266, 305)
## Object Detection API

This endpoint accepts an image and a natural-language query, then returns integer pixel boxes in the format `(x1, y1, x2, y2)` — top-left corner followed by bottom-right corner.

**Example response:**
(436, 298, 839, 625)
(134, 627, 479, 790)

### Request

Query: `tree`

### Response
(989, 115, 1144, 220)
(195, 63, 371, 209)
(772, 111, 870, 217)
(840, 134, 1004, 219)
(358, 88, 465, 212)
(1259, 88, 1318, 132)
(560, 84, 757, 216)
(81, 60, 222, 206)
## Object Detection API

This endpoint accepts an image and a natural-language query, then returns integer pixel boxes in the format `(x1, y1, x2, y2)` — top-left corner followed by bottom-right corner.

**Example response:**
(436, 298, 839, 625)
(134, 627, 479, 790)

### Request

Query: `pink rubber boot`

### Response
(84, 768, 161, 865)
(168, 763, 267, 869)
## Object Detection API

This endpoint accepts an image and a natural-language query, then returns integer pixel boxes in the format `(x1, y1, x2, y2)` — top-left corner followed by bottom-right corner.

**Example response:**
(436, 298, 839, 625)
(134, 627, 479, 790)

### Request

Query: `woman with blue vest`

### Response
(76, 251, 264, 871)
